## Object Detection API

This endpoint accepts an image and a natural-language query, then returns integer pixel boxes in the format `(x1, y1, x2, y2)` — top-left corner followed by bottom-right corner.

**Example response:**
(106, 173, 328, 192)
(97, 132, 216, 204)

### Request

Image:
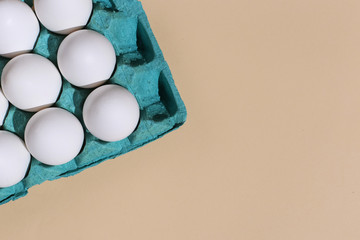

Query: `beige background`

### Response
(2, 0, 360, 239)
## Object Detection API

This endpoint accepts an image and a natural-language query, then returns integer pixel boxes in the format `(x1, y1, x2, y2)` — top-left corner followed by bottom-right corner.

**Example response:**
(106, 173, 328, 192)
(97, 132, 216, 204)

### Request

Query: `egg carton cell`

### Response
(0, 0, 187, 204)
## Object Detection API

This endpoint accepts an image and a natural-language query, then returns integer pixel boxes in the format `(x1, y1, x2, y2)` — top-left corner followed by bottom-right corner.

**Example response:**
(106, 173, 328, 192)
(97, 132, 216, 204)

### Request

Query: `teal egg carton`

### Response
(0, 0, 187, 205)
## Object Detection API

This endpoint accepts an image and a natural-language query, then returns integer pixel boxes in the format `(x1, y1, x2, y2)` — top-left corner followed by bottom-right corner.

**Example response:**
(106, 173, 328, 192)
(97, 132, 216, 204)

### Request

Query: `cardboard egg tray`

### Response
(0, 0, 187, 204)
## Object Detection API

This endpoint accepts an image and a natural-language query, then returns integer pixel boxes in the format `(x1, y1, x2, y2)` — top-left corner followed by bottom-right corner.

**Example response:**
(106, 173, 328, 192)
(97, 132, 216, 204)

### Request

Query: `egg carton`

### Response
(0, 0, 187, 205)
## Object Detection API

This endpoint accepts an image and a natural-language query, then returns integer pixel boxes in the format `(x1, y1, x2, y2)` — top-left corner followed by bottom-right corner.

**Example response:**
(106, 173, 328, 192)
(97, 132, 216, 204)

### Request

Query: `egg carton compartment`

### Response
(0, 0, 187, 204)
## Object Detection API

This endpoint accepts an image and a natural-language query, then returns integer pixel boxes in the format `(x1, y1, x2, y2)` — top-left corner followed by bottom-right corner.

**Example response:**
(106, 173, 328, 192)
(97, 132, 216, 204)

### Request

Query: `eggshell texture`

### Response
(0, 0, 39, 58)
(83, 84, 140, 142)
(0, 131, 31, 188)
(25, 108, 84, 166)
(0, 89, 9, 126)
(57, 30, 116, 88)
(1, 54, 62, 112)
(34, 0, 93, 35)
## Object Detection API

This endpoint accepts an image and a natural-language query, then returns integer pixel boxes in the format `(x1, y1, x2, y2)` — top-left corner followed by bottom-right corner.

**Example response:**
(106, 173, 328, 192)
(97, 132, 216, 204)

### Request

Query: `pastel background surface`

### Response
(2, 0, 360, 239)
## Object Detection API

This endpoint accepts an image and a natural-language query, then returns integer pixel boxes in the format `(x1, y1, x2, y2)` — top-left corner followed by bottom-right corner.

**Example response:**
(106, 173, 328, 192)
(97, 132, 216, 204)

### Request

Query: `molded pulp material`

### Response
(0, 0, 187, 204)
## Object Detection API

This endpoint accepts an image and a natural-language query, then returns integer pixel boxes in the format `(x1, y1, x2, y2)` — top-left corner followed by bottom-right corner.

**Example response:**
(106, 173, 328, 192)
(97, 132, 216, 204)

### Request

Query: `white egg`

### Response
(25, 108, 84, 166)
(1, 54, 62, 112)
(0, 89, 9, 126)
(83, 84, 140, 142)
(57, 30, 116, 88)
(34, 0, 93, 35)
(0, 131, 31, 188)
(0, 0, 39, 58)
